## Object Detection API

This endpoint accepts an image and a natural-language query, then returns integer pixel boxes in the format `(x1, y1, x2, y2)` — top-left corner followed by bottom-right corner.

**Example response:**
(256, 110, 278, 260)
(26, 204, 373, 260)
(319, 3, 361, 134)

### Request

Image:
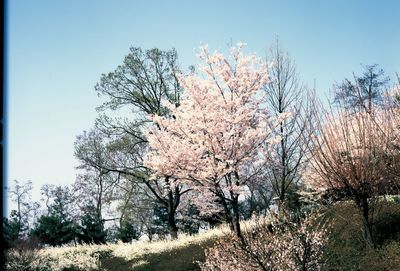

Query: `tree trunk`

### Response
(357, 197, 374, 247)
(168, 210, 178, 239)
(167, 182, 179, 240)
(144, 177, 181, 240)
(231, 194, 242, 239)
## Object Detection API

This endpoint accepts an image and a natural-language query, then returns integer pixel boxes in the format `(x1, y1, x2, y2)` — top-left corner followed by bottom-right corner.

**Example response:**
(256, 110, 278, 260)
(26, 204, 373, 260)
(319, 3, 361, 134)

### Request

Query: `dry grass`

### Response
(5, 205, 400, 271)
(6, 224, 231, 271)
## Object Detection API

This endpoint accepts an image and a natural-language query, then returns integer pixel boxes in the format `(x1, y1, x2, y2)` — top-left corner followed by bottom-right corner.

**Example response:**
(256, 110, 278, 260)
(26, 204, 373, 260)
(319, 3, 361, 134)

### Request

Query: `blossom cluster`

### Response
(144, 44, 285, 209)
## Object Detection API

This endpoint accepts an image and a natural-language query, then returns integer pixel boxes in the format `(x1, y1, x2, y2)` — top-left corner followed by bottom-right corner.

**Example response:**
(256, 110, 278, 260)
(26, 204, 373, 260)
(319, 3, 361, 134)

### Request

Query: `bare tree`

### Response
(6, 180, 40, 237)
(111, 179, 169, 240)
(263, 40, 313, 211)
(84, 47, 190, 239)
(40, 184, 79, 221)
(74, 129, 122, 225)
(74, 125, 191, 239)
(333, 64, 390, 114)
(305, 97, 400, 247)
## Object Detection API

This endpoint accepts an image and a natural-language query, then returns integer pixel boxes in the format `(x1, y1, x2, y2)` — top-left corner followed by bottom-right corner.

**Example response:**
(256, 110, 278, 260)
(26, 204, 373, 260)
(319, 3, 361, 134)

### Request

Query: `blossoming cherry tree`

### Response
(145, 43, 284, 236)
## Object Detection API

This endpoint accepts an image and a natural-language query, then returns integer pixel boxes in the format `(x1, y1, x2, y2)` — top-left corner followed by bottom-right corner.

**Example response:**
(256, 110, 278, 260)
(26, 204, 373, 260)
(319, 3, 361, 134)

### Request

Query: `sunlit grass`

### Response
(6, 205, 400, 271)
(6, 224, 231, 271)
(110, 224, 228, 262)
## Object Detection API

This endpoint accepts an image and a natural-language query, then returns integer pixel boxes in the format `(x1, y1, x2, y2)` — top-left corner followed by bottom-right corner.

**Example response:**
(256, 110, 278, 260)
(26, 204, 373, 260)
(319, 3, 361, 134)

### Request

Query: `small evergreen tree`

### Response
(177, 203, 201, 235)
(30, 213, 77, 246)
(117, 221, 139, 243)
(151, 203, 170, 239)
(3, 211, 25, 248)
(78, 203, 107, 244)
(31, 185, 78, 246)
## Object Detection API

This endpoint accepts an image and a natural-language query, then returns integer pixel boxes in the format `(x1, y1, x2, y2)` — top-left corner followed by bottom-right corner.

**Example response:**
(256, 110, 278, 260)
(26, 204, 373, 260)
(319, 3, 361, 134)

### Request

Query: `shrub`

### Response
(4, 241, 112, 271)
(4, 238, 45, 271)
(201, 213, 328, 271)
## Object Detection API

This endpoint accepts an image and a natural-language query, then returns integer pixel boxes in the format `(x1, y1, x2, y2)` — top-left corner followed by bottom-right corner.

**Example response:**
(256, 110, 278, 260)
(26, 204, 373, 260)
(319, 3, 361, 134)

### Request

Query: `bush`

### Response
(4, 238, 45, 271)
(4, 239, 112, 271)
(201, 213, 328, 271)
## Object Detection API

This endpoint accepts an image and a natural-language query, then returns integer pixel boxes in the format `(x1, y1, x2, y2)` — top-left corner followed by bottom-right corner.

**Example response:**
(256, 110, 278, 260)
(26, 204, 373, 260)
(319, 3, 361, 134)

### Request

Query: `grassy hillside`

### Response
(100, 228, 222, 271)
(5, 225, 227, 271)
(5, 201, 400, 271)
(320, 201, 400, 270)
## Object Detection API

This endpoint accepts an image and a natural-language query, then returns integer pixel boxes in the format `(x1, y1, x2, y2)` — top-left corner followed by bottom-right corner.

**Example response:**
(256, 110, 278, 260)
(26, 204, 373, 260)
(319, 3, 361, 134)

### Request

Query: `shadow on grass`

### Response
(100, 238, 217, 271)
(320, 201, 400, 271)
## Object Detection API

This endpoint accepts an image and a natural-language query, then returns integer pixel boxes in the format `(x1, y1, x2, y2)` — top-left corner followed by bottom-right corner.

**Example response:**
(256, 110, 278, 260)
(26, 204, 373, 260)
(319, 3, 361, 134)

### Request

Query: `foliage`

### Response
(117, 220, 139, 243)
(239, 179, 273, 219)
(31, 185, 78, 246)
(95, 47, 181, 114)
(178, 203, 202, 235)
(74, 129, 120, 221)
(5, 248, 43, 271)
(4, 238, 46, 271)
(6, 42, 400, 270)
(392, 84, 400, 106)
(5, 203, 400, 271)
(78, 203, 107, 244)
(3, 211, 25, 248)
(78, 45, 191, 239)
(5, 245, 109, 271)
(30, 215, 76, 247)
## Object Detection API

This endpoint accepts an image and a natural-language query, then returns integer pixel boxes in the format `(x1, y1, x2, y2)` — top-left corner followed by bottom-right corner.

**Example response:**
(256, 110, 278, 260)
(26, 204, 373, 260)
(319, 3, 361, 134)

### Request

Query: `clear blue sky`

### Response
(5, 0, 400, 210)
